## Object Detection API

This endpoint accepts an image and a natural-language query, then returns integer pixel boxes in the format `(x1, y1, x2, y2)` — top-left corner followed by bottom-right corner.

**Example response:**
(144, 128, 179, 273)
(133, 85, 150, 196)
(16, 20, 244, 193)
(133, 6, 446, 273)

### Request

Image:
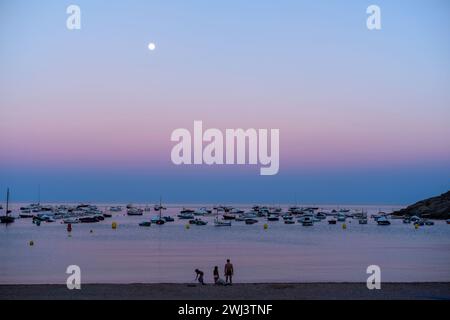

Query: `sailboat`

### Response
(0, 188, 15, 224)
(154, 197, 165, 225)
(214, 208, 231, 227)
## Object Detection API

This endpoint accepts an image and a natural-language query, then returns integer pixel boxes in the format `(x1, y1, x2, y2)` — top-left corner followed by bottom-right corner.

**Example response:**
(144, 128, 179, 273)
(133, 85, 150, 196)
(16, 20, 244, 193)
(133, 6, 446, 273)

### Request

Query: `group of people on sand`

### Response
(195, 259, 234, 286)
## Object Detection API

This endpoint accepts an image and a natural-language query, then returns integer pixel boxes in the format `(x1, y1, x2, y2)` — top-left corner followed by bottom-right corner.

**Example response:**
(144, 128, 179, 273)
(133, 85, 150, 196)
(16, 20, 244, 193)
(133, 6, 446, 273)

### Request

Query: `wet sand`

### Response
(0, 283, 449, 300)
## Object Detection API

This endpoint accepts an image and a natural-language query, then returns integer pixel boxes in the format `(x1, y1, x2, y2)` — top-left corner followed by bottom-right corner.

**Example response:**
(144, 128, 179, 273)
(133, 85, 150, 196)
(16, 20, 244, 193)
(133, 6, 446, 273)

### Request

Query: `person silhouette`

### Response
(224, 259, 234, 284)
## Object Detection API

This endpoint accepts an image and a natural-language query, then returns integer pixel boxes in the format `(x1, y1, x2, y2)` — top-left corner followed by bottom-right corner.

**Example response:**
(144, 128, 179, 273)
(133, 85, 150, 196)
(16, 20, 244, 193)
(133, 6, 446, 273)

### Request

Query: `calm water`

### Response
(1, 204, 449, 284)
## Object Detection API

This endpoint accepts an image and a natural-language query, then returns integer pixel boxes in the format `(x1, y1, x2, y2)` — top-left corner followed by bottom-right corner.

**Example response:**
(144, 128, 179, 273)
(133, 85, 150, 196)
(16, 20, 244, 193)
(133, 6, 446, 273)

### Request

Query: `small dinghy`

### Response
(245, 218, 258, 225)
(284, 220, 295, 224)
(139, 221, 151, 227)
(328, 219, 337, 224)
(214, 217, 231, 226)
(267, 215, 279, 221)
(79, 217, 99, 223)
(63, 218, 79, 224)
(193, 219, 207, 226)
(127, 208, 143, 216)
(163, 216, 174, 222)
(19, 209, 34, 218)
(178, 213, 194, 219)
(155, 219, 165, 225)
(424, 220, 434, 226)
(376, 216, 391, 225)
(103, 213, 112, 218)
(359, 218, 368, 224)
(301, 216, 314, 226)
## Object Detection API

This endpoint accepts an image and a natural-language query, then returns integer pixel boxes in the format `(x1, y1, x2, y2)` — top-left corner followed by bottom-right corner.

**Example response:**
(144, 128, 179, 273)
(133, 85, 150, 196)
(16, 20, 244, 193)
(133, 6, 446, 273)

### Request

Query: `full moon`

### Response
(148, 42, 156, 51)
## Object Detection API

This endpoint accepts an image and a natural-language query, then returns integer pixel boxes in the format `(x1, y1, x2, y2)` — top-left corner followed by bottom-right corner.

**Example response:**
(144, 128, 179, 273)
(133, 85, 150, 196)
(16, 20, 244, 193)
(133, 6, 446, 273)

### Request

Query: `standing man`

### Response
(224, 259, 234, 284)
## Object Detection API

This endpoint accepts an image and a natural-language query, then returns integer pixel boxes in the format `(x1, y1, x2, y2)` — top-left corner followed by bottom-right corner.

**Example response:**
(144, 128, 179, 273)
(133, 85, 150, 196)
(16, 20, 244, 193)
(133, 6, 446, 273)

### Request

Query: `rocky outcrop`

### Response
(392, 191, 450, 220)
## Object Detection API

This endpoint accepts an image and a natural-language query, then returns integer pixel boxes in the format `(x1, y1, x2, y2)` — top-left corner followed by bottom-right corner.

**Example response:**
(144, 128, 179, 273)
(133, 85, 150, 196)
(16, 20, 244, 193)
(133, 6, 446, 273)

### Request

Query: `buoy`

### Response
(263, 223, 268, 230)
(29, 240, 34, 246)
(415, 224, 419, 229)
(67, 223, 72, 233)
(112, 222, 117, 229)
(185, 224, 190, 230)
(342, 223, 347, 229)
(90, 229, 93, 233)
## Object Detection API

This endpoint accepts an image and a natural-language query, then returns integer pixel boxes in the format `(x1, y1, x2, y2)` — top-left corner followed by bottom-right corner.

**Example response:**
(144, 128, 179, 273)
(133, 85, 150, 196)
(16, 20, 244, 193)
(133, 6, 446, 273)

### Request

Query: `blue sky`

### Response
(0, 0, 449, 204)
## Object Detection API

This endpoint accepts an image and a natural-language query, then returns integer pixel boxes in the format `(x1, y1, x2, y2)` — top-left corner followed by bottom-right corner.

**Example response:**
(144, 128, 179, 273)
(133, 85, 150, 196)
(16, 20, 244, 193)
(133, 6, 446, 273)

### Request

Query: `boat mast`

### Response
(159, 196, 162, 220)
(38, 184, 40, 205)
(6, 188, 9, 216)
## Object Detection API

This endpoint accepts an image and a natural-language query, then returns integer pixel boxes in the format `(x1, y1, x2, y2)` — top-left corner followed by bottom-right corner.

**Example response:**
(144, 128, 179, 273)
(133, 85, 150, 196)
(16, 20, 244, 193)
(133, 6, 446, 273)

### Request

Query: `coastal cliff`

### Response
(393, 191, 450, 219)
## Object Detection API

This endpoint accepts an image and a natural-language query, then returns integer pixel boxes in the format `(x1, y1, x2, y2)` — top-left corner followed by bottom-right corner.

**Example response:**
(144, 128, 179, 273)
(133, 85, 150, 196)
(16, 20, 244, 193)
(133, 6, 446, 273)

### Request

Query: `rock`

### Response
(392, 191, 450, 220)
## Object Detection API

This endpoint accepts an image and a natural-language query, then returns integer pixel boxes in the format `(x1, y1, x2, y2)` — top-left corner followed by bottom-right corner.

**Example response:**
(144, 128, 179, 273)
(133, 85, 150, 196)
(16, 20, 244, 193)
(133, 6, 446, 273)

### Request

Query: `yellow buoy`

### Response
(185, 224, 190, 230)
(29, 240, 34, 246)
(263, 223, 268, 230)
(112, 222, 117, 229)
(342, 223, 347, 229)
(414, 224, 419, 229)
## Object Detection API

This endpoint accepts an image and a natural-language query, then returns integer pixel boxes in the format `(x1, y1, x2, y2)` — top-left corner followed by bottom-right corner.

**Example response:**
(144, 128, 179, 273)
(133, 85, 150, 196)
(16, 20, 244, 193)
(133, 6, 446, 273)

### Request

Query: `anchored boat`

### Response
(0, 188, 15, 224)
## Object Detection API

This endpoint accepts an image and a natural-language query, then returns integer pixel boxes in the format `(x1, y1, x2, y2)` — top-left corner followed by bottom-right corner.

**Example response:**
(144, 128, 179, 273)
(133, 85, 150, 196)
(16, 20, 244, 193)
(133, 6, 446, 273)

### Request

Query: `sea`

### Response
(1, 203, 449, 284)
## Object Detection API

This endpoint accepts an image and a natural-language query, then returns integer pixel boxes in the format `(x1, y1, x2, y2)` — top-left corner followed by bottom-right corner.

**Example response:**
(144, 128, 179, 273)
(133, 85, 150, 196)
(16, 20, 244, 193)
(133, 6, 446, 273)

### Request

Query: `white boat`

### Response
(301, 216, 314, 226)
(242, 211, 258, 219)
(194, 208, 209, 216)
(127, 208, 144, 216)
(337, 214, 346, 222)
(109, 206, 122, 212)
(214, 217, 231, 227)
(245, 218, 258, 225)
(178, 212, 194, 219)
(63, 218, 79, 224)
(150, 216, 161, 223)
(189, 218, 208, 226)
(288, 206, 302, 214)
(315, 212, 327, 220)
(376, 216, 391, 225)
(19, 208, 34, 218)
(359, 218, 368, 224)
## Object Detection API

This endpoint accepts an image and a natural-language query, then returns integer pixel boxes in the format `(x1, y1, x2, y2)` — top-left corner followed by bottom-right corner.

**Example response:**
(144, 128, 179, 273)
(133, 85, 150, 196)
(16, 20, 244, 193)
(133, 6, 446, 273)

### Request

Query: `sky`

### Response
(0, 0, 449, 204)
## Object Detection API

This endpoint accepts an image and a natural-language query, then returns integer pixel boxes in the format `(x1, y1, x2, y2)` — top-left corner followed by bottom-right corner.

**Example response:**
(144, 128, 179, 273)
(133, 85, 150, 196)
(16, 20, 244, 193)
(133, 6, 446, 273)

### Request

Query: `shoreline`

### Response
(1, 282, 449, 300)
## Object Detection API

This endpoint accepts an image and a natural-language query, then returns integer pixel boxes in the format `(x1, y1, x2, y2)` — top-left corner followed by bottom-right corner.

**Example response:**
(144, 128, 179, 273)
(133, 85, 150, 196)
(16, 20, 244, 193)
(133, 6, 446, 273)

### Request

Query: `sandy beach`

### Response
(0, 283, 449, 300)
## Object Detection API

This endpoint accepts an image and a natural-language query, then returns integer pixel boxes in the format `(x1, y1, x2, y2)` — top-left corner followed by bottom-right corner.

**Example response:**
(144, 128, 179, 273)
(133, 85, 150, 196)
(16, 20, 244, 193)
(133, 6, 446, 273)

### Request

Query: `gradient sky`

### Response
(1, 0, 449, 204)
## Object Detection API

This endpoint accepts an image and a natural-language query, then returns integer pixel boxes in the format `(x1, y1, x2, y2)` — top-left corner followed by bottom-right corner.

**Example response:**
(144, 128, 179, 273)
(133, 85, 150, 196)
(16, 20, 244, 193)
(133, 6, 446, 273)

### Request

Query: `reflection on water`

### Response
(1, 204, 449, 284)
